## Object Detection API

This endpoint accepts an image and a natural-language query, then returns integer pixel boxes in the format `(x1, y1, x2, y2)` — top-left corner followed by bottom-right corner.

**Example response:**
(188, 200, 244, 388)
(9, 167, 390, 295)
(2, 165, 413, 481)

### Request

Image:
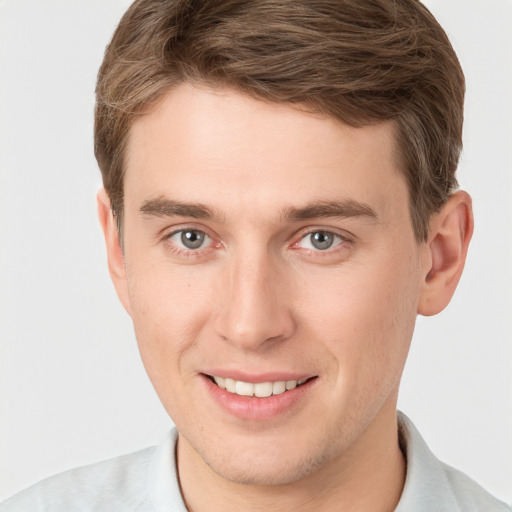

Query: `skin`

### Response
(98, 83, 473, 512)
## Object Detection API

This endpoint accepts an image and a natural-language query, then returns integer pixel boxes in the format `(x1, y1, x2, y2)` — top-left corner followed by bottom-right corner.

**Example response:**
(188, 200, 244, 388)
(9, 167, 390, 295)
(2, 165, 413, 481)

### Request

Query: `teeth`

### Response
(211, 376, 309, 397)
(254, 382, 273, 398)
(235, 380, 254, 397)
(213, 376, 225, 389)
(225, 378, 236, 393)
(272, 381, 286, 394)
(285, 380, 297, 390)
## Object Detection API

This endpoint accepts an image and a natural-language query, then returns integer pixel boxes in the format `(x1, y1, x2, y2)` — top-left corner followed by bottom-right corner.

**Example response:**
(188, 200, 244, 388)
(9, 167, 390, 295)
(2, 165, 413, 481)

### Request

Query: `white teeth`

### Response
(213, 376, 226, 389)
(254, 382, 273, 398)
(272, 381, 286, 395)
(211, 376, 309, 397)
(235, 380, 254, 397)
(225, 378, 236, 393)
(285, 380, 297, 390)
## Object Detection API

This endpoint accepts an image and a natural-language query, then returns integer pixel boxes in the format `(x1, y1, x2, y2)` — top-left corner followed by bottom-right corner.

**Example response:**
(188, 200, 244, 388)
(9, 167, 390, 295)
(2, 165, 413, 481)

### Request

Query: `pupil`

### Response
(311, 231, 333, 250)
(181, 230, 204, 249)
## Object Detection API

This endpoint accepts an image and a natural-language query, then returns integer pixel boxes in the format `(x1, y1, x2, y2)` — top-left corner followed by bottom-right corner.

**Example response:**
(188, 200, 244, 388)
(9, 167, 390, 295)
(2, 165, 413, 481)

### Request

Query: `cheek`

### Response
(124, 259, 215, 377)
(299, 252, 419, 390)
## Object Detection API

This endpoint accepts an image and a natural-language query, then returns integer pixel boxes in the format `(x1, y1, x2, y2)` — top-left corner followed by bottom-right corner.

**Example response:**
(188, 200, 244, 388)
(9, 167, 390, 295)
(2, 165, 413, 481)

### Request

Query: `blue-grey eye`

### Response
(168, 229, 210, 250)
(300, 231, 342, 251)
(181, 230, 205, 249)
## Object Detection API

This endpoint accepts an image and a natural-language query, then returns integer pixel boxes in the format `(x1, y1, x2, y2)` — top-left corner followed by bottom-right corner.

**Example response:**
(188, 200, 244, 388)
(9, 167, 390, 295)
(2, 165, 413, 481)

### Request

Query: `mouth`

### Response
(203, 373, 318, 421)
(206, 375, 314, 398)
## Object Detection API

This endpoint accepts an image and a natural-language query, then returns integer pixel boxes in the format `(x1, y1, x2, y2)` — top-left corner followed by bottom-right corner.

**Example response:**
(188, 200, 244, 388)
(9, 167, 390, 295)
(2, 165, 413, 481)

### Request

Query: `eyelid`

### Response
(291, 225, 354, 244)
(160, 222, 215, 241)
(299, 231, 343, 248)
(167, 229, 211, 247)
(288, 226, 355, 260)
(160, 223, 221, 255)
(159, 223, 353, 256)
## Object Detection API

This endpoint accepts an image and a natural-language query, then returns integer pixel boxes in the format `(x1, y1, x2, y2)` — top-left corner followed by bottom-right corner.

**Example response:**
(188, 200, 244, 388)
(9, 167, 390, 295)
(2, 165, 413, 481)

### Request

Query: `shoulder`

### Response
(439, 460, 511, 512)
(0, 446, 155, 512)
(396, 412, 510, 512)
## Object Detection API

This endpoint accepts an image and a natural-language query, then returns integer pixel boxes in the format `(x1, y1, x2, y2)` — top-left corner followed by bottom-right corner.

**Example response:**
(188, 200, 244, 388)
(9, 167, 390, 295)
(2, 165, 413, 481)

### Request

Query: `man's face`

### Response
(116, 83, 428, 484)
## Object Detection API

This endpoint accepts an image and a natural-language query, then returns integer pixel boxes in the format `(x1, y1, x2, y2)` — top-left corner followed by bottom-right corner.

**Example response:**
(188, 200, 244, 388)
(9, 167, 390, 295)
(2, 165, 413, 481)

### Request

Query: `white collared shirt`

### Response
(2, 413, 509, 512)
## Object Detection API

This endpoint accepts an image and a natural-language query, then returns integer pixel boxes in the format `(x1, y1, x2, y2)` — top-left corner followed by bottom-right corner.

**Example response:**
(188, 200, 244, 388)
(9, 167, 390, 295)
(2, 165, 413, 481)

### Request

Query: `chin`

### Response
(197, 437, 333, 486)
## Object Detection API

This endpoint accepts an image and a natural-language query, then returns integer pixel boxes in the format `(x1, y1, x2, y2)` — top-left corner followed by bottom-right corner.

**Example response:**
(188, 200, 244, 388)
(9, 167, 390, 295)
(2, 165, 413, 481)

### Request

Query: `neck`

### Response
(177, 407, 405, 512)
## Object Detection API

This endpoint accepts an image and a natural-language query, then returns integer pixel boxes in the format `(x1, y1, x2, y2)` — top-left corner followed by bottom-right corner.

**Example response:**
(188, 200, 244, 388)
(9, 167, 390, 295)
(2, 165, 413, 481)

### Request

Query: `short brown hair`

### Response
(94, 0, 464, 241)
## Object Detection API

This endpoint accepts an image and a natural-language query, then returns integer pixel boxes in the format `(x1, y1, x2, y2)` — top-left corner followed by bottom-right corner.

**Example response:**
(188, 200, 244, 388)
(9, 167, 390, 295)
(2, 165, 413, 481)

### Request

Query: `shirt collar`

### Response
(394, 411, 461, 511)
(147, 428, 187, 512)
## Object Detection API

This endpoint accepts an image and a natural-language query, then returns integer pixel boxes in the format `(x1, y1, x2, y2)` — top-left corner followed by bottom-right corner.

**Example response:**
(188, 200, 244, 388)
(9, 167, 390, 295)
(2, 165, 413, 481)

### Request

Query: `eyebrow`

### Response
(140, 197, 223, 221)
(139, 197, 378, 223)
(282, 200, 378, 222)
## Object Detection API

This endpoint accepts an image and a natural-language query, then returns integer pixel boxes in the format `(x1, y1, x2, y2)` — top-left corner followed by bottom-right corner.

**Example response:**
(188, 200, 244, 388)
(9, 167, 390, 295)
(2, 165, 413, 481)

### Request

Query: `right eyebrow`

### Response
(139, 197, 222, 221)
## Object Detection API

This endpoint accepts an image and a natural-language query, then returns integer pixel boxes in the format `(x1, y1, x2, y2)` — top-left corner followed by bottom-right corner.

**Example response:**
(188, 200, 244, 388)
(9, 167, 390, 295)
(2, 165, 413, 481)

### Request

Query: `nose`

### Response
(214, 248, 295, 351)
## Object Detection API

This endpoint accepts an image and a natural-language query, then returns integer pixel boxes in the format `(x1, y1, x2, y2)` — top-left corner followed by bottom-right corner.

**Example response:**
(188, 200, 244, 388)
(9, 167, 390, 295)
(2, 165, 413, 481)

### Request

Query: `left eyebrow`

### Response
(281, 199, 378, 222)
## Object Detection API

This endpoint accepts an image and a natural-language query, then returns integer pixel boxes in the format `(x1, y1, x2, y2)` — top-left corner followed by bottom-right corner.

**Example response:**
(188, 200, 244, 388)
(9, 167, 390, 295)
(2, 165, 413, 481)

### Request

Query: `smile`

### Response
(209, 376, 310, 397)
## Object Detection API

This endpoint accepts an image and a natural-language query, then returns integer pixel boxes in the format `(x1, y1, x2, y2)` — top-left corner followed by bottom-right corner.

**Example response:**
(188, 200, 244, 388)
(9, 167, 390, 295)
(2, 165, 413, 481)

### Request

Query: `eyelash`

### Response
(295, 230, 346, 251)
(164, 228, 217, 257)
(162, 227, 352, 258)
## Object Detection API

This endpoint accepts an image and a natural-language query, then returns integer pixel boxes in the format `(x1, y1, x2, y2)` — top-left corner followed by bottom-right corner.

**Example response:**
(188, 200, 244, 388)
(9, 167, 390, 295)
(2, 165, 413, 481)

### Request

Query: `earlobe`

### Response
(418, 191, 474, 316)
(97, 188, 132, 316)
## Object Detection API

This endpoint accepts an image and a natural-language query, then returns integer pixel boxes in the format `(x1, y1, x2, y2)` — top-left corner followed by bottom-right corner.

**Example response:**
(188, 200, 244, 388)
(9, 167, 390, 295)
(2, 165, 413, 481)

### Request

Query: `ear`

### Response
(418, 190, 474, 316)
(97, 188, 132, 316)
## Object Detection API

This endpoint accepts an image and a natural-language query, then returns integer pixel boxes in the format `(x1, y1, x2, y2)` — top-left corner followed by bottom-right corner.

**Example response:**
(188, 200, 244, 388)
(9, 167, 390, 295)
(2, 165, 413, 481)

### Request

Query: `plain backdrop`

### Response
(0, 0, 511, 504)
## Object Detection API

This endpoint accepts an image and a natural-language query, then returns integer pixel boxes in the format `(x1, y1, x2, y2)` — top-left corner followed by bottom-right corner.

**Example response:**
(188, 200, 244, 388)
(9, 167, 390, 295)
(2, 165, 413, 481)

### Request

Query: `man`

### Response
(1, 0, 509, 511)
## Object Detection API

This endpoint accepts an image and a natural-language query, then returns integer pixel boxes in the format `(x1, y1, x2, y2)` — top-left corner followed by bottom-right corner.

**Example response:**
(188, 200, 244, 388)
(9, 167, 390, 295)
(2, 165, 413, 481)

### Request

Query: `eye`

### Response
(168, 229, 211, 250)
(298, 231, 344, 251)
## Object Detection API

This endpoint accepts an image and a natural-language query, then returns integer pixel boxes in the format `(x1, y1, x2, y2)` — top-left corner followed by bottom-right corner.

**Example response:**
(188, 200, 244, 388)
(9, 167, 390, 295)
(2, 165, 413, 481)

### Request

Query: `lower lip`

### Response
(202, 375, 316, 421)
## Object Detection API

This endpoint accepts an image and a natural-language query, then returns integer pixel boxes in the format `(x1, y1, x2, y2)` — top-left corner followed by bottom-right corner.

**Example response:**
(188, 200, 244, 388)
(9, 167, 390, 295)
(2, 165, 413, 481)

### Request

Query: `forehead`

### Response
(124, 83, 407, 222)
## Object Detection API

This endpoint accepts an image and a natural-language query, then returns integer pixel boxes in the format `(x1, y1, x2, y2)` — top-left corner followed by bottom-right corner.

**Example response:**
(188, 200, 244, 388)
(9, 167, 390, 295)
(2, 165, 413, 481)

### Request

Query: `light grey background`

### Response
(1, 0, 511, 504)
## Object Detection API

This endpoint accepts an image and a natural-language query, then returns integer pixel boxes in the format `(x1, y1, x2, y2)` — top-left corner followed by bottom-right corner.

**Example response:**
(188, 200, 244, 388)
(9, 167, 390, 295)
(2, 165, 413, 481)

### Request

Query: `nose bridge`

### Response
(214, 242, 293, 349)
